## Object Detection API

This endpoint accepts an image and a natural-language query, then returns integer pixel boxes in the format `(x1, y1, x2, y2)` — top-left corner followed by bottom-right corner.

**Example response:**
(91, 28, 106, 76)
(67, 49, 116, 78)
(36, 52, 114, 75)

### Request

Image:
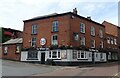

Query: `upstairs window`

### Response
(91, 26, 95, 36)
(51, 34, 58, 45)
(107, 37, 110, 44)
(114, 38, 117, 45)
(52, 21, 59, 32)
(99, 29, 103, 38)
(91, 39, 95, 48)
(100, 41, 103, 48)
(31, 37, 36, 47)
(80, 36, 85, 46)
(32, 24, 37, 34)
(80, 23, 85, 33)
(73, 33, 79, 41)
(111, 38, 113, 44)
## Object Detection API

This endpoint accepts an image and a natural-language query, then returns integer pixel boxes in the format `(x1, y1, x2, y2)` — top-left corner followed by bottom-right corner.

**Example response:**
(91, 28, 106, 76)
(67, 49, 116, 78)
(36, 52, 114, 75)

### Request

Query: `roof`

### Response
(2, 27, 22, 32)
(23, 12, 104, 27)
(3, 38, 23, 45)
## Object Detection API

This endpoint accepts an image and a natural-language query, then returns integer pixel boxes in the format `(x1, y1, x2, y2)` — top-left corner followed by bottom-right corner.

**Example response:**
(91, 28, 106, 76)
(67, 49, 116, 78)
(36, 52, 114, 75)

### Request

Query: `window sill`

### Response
(31, 33, 37, 35)
(51, 31, 59, 33)
(77, 58, 88, 60)
(27, 58, 38, 60)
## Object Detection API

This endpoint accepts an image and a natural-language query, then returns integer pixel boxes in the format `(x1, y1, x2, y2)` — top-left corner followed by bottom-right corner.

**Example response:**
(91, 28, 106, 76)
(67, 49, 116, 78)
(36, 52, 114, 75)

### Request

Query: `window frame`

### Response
(4, 46, 8, 54)
(31, 37, 36, 47)
(49, 50, 61, 59)
(31, 24, 37, 34)
(90, 26, 95, 36)
(80, 36, 85, 46)
(80, 23, 85, 33)
(107, 37, 110, 44)
(52, 21, 59, 32)
(99, 29, 103, 38)
(77, 50, 87, 59)
(91, 39, 95, 48)
(51, 34, 58, 45)
(100, 40, 103, 48)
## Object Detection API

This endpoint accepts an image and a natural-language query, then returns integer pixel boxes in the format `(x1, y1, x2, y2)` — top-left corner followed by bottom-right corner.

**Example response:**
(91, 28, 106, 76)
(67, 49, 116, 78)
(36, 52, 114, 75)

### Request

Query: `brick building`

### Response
(2, 38, 22, 61)
(21, 9, 107, 65)
(117, 27, 120, 59)
(0, 27, 23, 59)
(102, 21, 118, 61)
(1, 27, 23, 43)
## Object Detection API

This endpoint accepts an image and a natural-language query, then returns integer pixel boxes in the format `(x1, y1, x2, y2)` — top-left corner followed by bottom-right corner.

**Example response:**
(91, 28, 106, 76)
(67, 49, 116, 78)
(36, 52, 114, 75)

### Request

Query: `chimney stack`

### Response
(73, 8, 77, 14)
(87, 16, 91, 20)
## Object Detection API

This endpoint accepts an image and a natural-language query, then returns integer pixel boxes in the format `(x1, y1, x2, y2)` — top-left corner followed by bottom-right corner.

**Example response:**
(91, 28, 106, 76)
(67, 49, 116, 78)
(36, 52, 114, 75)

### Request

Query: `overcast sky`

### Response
(0, 0, 119, 31)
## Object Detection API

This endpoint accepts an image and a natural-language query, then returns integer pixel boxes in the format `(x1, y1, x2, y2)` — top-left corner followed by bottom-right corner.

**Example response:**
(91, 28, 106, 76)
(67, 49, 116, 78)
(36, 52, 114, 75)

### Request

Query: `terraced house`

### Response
(21, 9, 114, 65)
(102, 21, 118, 61)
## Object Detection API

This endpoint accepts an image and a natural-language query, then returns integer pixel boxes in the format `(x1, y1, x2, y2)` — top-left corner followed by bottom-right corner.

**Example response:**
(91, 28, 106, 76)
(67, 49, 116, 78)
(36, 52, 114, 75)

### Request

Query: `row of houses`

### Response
(2, 9, 120, 65)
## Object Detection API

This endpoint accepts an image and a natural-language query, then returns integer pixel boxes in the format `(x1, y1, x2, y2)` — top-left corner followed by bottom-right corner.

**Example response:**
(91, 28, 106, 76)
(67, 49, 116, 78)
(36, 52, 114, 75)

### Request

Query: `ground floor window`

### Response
(61, 50, 67, 59)
(77, 50, 87, 59)
(49, 50, 61, 59)
(27, 51, 38, 59)
(73, 50, 78, 59)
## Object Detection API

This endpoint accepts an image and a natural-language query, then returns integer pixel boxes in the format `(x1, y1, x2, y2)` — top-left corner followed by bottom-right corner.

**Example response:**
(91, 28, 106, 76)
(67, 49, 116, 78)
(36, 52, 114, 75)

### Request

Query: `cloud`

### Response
(0, 0, 119, 31)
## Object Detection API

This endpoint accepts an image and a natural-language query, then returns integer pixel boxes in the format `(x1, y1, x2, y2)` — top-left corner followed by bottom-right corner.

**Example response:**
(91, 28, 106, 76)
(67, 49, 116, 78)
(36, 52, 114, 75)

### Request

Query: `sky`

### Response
(0, 0, 119, 31)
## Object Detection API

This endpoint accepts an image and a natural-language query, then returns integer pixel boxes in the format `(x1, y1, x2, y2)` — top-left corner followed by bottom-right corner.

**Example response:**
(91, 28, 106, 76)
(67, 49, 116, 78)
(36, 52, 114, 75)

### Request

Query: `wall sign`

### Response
(40, 38, 46, 46)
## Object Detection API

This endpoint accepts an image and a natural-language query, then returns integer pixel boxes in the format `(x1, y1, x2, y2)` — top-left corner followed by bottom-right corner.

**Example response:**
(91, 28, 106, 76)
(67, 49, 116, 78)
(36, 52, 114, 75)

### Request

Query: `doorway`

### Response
(41, 52, 45, 64)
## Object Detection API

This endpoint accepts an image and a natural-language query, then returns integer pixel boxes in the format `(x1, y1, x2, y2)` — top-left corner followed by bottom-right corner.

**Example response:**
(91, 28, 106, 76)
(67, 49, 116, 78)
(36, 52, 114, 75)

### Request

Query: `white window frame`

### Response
(80, 23, 85, 33)
(32, 24, 37, 34)
(52, 21, 59, 32)
(74, 33, 79, 41)
(80, 36, 85, 46)
(114, 38, 117, 45)
(31, 37, 36, 47)
(51, 34, 58, 45)
(91, 26, 95, 36)
(111, 37, 113, 44)
(4, 46, 8, 54)
(107, 37, 110, 44)
(99, 29, 103, 38)
(73, 50, 78, 59)
(100, 41, 103, 48)
(49, 50, 61, 59)
(91, 39, 95, 48)
(77, 50, 87, 59)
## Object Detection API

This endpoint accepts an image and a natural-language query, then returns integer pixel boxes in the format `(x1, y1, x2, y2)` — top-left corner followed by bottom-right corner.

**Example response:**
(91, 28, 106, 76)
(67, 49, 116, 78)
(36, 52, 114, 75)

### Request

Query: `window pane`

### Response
(73, 50, 77, 59)
(58, 51, 60, 58)
(52, 21, 58, 32)
(52, 51, 57, 58)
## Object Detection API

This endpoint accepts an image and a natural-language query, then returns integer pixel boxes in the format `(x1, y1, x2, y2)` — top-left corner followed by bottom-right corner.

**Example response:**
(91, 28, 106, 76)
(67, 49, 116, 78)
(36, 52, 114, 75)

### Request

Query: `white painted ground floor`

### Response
(21, 49, 118, 65)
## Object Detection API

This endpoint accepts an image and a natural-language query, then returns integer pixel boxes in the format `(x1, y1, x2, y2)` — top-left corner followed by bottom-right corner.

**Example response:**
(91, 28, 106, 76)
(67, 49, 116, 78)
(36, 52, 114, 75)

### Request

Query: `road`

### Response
(35, 62, 119, 77)
(2, 60, 62, 76)
(2, 60, 119, 77)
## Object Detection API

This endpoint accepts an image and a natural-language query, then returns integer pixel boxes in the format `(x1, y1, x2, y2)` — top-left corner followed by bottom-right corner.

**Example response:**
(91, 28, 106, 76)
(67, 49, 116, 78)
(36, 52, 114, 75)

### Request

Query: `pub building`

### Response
(21, 9, 108, 65)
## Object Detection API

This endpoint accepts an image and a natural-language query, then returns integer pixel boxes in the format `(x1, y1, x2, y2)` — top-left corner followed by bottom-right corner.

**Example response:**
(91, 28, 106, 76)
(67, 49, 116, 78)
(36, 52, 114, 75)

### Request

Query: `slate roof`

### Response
(3, 38, 22, 45)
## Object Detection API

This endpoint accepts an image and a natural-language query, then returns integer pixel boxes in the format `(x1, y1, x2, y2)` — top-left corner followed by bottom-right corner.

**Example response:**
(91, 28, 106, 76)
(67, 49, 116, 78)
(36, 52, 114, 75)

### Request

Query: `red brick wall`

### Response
(23, 15, 71, 48)
(70, 15, 105, 49)
(2, 44, 21, 61)
(23, 14, 105, 49)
